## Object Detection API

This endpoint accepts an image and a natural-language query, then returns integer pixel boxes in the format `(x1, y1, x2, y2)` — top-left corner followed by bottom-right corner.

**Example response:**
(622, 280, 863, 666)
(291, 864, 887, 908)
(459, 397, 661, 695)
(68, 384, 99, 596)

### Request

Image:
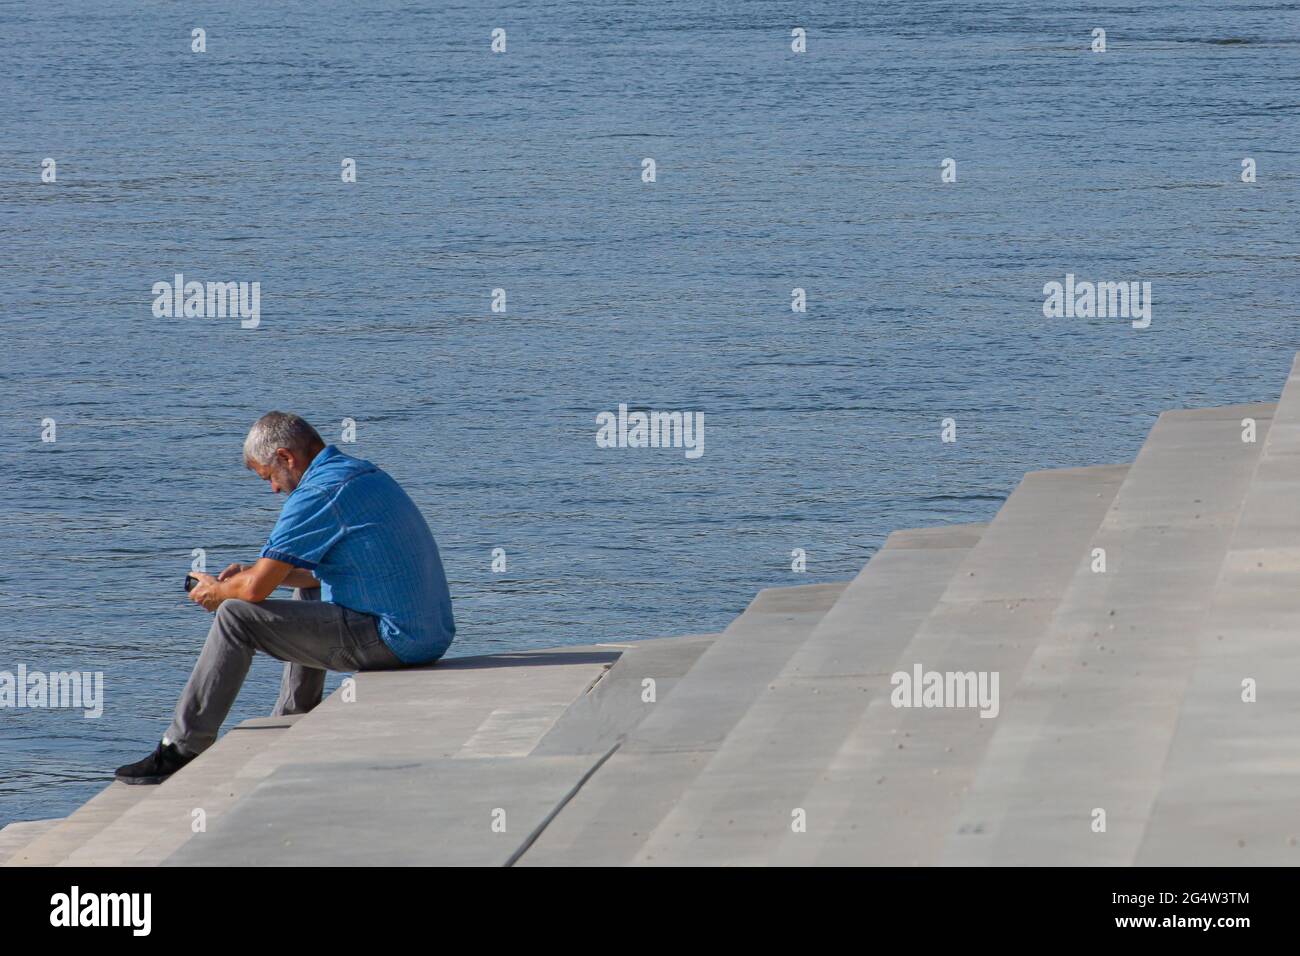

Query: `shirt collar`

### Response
(296, 444, 339, 488)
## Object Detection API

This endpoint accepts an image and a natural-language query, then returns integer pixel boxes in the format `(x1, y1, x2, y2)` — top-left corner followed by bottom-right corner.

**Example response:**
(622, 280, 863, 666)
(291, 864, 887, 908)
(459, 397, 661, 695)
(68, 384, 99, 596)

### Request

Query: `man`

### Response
(115, 412, 455, 784)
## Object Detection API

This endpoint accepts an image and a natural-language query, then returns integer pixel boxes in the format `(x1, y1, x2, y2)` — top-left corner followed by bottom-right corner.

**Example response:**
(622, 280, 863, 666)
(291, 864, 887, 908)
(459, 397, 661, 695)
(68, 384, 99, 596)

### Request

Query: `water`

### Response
(1, 0, 1296, 824)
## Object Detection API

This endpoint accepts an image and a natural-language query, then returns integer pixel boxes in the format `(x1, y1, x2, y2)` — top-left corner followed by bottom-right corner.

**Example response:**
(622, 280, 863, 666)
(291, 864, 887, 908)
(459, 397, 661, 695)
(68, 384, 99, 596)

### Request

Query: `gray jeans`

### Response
(165, 587, 403, 756)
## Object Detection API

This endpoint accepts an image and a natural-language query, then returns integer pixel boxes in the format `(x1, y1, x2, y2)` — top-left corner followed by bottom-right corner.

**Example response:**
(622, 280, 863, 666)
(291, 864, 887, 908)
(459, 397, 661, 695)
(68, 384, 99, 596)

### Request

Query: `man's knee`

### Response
(211, 599, 259, 638)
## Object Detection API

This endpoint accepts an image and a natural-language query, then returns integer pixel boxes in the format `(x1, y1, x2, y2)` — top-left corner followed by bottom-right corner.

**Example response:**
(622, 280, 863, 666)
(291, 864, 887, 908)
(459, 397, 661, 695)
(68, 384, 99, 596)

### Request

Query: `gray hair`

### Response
(243, 412, 323, 466)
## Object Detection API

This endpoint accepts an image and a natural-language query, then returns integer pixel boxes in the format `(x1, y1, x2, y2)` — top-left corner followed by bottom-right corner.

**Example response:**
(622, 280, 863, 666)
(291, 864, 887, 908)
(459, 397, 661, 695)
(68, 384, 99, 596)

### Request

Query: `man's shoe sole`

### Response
(116, 774, 170, 786)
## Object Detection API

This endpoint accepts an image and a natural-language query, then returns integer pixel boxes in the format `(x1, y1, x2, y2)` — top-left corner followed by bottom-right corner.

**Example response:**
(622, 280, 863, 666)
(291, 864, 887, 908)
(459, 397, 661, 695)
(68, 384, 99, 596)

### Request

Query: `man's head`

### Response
(243, 412, 325, 494)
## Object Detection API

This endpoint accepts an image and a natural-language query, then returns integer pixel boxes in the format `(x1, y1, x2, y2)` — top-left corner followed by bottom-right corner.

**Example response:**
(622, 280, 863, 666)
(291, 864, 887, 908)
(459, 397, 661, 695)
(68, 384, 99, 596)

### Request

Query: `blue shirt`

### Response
(260, 445, 455, 664)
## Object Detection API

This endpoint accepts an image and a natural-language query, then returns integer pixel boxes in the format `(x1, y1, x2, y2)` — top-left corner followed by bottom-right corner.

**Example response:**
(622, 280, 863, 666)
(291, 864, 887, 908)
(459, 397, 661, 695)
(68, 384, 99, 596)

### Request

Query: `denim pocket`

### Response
(347, 612, 404, 670)
(342, 608, 382, 646)
(331, 608, 384, 669)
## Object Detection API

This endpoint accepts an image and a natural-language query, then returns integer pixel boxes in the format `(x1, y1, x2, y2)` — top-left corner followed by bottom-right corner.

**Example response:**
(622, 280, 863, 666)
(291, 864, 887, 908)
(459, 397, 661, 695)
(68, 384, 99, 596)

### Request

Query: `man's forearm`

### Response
(218, 565, 314, 602)
(188, 556, 300, 610)
(281, 567, 320, 590)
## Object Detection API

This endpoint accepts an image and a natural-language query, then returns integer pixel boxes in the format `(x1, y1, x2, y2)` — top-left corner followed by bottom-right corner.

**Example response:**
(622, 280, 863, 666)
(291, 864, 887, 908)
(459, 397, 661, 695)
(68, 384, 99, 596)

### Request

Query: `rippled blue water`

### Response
(1, 1, 1296, 823)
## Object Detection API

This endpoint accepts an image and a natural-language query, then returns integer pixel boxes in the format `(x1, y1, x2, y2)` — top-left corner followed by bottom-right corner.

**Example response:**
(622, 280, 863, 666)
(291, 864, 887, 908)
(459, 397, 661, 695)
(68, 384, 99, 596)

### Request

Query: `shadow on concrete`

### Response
(374, 650, 622, 673)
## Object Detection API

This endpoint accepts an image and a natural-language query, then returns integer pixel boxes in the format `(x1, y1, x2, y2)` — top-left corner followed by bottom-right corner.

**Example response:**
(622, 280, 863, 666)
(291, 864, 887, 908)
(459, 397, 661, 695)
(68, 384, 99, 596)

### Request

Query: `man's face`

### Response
(247, 448, 307, 494)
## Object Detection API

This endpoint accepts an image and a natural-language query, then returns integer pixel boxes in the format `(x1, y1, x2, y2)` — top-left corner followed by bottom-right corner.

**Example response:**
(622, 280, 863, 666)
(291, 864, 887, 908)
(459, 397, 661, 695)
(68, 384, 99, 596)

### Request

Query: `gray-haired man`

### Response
(116, 412, 456, 784)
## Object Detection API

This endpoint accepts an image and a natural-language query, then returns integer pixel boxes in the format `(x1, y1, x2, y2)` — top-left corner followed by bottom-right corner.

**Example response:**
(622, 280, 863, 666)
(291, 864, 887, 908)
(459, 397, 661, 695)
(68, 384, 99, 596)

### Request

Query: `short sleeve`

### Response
(260, 488, 341, 570)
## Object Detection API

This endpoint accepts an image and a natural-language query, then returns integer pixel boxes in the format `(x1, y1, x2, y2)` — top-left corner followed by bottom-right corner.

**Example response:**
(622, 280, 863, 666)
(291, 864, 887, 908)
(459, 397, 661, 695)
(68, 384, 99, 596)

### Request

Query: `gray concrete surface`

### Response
(518, 582, 849, 865)
(58, 715, 304, 867)
(3, 781, 154, 867)
(165, 755, 605, 866)
(9, 645, 617, 868)
(943, 403, 1275, 865)
(532, 634, 718, 756)
(0, 819, 62, 866)
(629, 523, 988, 864)
(160, 640, 704, 866)
(185, 645, 618, 820)
(763, 465, 1125, 866)
(1137, 370, 1300, 862)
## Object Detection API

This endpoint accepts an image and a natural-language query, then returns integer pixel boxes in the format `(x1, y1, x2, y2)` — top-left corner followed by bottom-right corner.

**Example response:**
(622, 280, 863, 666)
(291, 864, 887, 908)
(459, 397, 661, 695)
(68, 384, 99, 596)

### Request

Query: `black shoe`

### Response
(114, 741, 197, 785)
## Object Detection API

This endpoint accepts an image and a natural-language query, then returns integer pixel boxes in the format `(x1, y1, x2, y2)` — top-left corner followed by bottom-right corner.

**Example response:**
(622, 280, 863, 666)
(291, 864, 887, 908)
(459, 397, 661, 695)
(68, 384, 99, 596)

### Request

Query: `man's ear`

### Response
(276, 447, 295, 469)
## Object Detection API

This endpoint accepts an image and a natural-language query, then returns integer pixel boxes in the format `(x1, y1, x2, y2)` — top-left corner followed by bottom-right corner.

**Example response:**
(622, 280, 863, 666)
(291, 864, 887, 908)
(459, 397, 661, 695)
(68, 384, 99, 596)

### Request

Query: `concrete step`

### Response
(58, 715, 304, 866)
(164, 643, 633, 866)
(531, 633, 718, 756)
(629, 523, 988, 865)
(517, 580, 850, 865)
(944, 402, 1274, 865)
(24, 637, 696, 867)
(167, 754, 611, 866)
(0, 819, 62, 865)
(1139, 371, 1300, 863)
(754, 464, 1127, 866)
(3, 780, 154, 866)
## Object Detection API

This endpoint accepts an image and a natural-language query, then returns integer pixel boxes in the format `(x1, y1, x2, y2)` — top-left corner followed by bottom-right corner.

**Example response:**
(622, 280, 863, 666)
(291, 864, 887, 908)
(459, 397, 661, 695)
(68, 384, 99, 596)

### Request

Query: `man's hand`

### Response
(217, 563, 248, 581)
(186, 558, 296, 612)
(186, 571, 224, 612)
